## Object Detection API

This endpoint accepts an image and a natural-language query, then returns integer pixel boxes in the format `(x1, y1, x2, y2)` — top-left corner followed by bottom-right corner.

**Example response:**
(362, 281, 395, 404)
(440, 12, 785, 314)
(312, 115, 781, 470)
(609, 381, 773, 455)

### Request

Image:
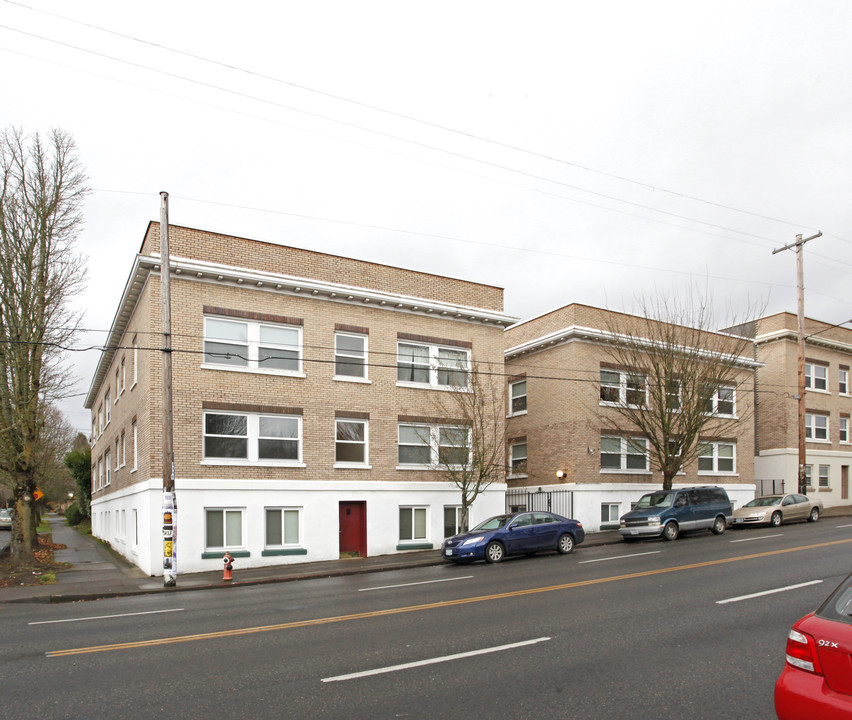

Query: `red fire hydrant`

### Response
(222, 551, 234, 581)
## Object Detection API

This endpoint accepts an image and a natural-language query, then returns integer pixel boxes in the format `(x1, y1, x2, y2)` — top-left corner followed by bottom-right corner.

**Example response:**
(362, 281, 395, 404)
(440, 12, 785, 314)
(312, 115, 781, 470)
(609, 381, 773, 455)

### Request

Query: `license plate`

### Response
(734, 518, 743, 524)
(446, 548, 453, 555)
(629, 529, 638, 535)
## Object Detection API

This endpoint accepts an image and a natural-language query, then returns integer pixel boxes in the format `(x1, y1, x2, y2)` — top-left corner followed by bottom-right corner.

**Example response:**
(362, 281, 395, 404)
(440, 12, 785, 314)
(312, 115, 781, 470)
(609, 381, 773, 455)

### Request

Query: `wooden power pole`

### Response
(160, 192, 177, 587)
(772, 231, 821, 494)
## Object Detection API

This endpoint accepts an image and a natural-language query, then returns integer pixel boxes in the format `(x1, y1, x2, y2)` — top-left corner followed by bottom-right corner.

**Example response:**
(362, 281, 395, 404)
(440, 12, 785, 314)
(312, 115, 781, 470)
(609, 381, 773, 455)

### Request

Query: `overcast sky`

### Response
(2, 0, 851, 436)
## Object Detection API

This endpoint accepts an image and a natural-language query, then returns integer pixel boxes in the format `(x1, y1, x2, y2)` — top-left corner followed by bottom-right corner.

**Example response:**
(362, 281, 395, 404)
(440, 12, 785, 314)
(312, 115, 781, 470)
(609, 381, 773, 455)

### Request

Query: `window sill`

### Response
(507, 410, 528, 418)
(396, 542, 433, 550)
(396, 381, 472, 393)
(697, 472, 739, 477)
(201, 550, 250, 559)
(334, 463, 372, 469)
(806, 388, 830, 395)
(262, 548, 308, 556)
(805, 439, 831, 444)
(599, 401, 646, 410)
(201, 460, 307, 468)
(506, 473, 528, 480)
(600, 469, 652, 475)
(333, 375, 371, 384)
(396, 464, 469, 471)
(200, 363, 306, 379)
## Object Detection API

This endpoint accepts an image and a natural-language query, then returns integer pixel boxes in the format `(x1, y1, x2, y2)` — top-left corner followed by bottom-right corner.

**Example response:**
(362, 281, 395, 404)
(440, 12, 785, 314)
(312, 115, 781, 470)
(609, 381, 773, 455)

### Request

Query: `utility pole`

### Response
(160, 192, 177, 587)
(772, 231, 821, 494)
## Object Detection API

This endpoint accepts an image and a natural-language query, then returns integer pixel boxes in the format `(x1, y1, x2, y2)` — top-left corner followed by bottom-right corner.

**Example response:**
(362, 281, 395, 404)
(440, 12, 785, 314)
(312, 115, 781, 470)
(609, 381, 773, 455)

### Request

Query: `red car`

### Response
(775, 572, 852, 719)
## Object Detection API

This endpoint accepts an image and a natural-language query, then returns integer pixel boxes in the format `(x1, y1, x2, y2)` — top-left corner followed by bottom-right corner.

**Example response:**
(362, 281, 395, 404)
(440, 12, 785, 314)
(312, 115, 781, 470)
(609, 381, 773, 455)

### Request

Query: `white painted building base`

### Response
(530, 482, 757, 534)
(755, 448, 852, 508)
(90, 479, 507, 576)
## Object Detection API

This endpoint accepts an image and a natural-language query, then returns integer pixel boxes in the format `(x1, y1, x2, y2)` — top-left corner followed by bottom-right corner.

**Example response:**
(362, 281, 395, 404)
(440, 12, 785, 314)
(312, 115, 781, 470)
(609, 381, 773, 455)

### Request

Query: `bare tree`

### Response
(0, 127, 88, 562)
(595, 293, 757, 491)
(428, 361, 507, 533)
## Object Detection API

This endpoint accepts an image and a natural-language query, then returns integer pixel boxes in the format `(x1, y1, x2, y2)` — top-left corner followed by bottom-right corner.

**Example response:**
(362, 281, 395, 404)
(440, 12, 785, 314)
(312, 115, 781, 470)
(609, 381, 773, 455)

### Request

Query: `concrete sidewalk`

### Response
(2, 507, 850, 604)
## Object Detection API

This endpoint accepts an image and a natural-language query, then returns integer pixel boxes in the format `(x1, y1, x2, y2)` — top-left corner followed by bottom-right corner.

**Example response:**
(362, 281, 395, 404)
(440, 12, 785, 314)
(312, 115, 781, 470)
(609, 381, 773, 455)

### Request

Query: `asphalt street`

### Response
(2, 518, 851, 719)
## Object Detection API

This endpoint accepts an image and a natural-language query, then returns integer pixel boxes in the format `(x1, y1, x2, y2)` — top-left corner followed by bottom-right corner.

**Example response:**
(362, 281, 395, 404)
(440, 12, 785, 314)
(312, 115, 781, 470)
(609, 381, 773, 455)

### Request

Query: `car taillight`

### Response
(785, 628, 824, 675)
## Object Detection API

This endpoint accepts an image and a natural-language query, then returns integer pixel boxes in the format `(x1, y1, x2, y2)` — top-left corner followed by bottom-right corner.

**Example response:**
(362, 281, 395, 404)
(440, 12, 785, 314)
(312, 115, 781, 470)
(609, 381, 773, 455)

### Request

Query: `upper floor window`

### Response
(805, 362, 828, 391)
(203, 317, 301, 374)
(839, 367, 849, 395)
(335, 419, 368, 465)
(132, 335, 138, 386)
(397, 423, 470, 467)
(840, 416, 849, 443)
(600, 436, 648, 472)
(698, 441, 735, 473)
(334, 333, 368, 380)
(509, 442, 528, 476)
(509, 380, 527, 415)
(805, 413, 829, 441)
(203, 411, 302, 464)
(701, 384, 736, 416)
(600, 370, 646, 408)
(397, 342, 470, 389)
(104, 390, 111, 424)
(104, 449, 112, 486)
(665, 380, 682, 411)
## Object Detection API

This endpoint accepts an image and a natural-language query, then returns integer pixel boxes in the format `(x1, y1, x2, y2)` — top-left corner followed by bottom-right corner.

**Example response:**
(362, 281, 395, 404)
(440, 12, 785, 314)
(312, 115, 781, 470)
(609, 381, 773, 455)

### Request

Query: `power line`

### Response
(2, 0, 822, 232)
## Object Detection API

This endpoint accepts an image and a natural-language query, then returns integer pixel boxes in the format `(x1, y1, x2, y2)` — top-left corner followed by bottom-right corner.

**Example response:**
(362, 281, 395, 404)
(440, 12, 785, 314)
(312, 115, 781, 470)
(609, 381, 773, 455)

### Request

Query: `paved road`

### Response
(2, 518, 851, 719)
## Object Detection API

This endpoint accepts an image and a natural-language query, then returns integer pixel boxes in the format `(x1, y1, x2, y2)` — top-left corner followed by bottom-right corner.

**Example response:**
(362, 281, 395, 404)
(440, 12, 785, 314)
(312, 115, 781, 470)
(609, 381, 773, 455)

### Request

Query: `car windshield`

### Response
(634, 492, 675, 509)
(472, 515, 513, 531)
(743, 497, 782, 508)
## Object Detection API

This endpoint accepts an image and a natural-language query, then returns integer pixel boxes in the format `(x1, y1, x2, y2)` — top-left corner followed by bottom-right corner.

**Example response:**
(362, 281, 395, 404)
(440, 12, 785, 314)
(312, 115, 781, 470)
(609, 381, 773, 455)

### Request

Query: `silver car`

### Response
(732, 493, 822, 527)
(0, 508, 12, 530)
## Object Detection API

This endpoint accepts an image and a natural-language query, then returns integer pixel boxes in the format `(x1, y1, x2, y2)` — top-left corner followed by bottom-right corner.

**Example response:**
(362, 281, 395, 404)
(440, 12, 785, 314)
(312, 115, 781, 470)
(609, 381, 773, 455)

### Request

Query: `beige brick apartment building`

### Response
(750, 312, 852, 505)
(85, 223, 515, 575)
(503, 304, 758, 532)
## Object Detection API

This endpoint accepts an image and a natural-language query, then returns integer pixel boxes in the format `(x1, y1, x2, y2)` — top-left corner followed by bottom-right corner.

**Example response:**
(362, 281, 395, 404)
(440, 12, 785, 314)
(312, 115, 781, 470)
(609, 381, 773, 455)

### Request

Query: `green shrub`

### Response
(65, 503, 84, 526)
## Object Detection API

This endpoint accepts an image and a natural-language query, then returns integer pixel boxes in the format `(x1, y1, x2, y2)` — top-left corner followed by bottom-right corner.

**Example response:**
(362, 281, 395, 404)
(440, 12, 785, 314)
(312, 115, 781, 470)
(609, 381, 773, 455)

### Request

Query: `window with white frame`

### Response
(839, 368, 849, 395)
(804, 464, 813, 487)
(599, 370, 647, 407)
(509, 442, 528, 476)
(132, 335, 138, 386)
(399, 506, 427, 542)
(805, 413, 829, 441)
(701, 384, 736, 416)
(805, 362, 828, 391)
(120, 358, 126, 393)
(115, 369, 120, 400)
(205, 508, 243, 550)
(203, 316, 301, 373)
(819, 464, 830, 488)
(203, 411, 301, 463)
(698, 442, 736, 473)
(443, 506, 462, 537)
(665, 379, 681, 410)
(509, 380, 527, 415)
(131, 509, 138, 550)
(120, 431, 126, 467)
(114, 438, 120, 470)
(601, 503, 621, 524)
(840, 416, 850, 443)
(335, 419, 368, 465)
(97, 458, 103, 490)
(98, 405, 104, 435)
(104, 390, 111, 424)
(265, 507, 301, 547)
(397, 342, 470, 389)
(131, 420, 138, 471)
(397, 423, 470, 467)
(334, 332, 367, 380)
(104, 449, 112, 485)
(600, 436, 648, 471)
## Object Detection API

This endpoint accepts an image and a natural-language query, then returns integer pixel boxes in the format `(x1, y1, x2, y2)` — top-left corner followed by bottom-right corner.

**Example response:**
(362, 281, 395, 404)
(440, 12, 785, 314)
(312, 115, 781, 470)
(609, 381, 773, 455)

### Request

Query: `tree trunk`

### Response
(662, 471, 675, 491)
(10, 494, 35, 563)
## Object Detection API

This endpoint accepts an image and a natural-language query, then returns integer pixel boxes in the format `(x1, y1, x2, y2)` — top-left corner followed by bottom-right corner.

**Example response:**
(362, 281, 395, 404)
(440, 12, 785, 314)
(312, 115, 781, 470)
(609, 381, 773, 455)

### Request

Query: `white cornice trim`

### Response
(505, 324, 761, 368)
(756, 328, 852, 354)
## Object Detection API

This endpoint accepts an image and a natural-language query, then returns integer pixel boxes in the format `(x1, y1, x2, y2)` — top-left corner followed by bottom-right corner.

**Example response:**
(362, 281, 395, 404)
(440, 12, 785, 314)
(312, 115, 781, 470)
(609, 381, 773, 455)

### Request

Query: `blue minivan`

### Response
(619, 486, 732, 541)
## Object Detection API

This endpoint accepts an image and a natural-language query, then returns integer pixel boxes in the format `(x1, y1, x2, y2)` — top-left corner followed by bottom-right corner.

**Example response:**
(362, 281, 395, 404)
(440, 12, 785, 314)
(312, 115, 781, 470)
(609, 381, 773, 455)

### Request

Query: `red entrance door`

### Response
(339, 501, 367, 558)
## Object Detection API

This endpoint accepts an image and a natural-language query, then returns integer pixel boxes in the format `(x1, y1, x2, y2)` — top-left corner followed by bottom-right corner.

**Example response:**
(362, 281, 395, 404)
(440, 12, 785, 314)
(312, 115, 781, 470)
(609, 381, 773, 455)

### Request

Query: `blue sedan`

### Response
(441, 511, 585, 563)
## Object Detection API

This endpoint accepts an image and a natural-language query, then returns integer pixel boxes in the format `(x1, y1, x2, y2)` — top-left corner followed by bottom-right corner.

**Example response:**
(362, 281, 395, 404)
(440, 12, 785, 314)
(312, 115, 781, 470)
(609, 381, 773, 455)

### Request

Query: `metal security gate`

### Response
(506, 488, 574, 518)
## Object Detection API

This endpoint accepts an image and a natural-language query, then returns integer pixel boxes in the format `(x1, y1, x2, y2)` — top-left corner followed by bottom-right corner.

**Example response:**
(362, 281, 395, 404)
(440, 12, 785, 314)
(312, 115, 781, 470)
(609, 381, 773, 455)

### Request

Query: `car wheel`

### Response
(711, 516, 726, 535)
(809, 507, 820, 522)
(662, 522, 679, 541)
(484, 541, 505, 563)
(770, 512, 782, 527)
(557, 533, 574, 554)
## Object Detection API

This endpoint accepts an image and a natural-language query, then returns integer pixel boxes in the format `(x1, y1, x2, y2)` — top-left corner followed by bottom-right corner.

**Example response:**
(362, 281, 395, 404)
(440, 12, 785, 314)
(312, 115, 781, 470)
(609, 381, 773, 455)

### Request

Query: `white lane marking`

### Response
(579, 551, 660, 564)
(322, 637, 550, 682)
(729, 534, 783, 543)
(359, 576, 473, 592)
(716, 580, 823, 605)
(29, 608, 184, 626)
(837, 524, 852, 529)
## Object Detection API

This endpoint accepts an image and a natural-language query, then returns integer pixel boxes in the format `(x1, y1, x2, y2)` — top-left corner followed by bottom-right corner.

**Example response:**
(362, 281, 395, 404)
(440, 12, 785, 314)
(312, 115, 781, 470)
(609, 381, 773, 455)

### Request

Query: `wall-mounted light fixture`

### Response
(556, 470, 567, 479)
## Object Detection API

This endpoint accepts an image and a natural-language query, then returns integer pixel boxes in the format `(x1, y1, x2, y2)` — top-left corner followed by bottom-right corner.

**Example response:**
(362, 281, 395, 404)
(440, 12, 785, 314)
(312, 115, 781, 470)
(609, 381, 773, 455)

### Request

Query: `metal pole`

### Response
(160, 192, 177, 587)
